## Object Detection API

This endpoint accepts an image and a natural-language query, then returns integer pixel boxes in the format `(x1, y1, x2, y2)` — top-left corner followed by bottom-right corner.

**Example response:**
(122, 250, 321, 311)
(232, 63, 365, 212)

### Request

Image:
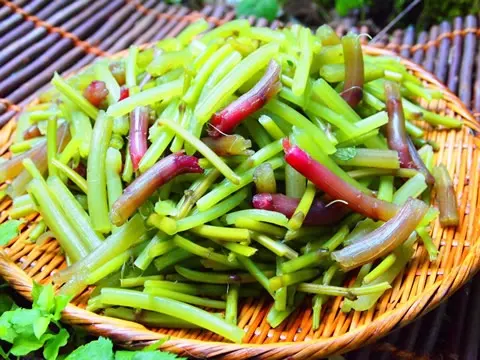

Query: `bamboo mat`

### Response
(0, 1, 479, 358)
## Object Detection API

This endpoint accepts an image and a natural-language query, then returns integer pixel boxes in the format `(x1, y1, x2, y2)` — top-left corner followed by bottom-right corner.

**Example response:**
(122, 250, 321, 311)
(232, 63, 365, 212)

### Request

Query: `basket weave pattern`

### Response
(1, 2, 480, 358)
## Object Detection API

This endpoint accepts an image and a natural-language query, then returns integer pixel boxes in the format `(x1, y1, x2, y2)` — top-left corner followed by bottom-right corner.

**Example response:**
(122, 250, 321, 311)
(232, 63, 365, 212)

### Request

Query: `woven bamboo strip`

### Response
(0, 0, 47, 35)
(125, 0, 227, 27)
(399, 26, 415, 58)
(0, 1, 106, 82)
(448, 17, 464, 93)
(111, 2, 185, 53)
(0, 0, 64, 52)
(0, 1, 90, 67)
(435, 21, 451, 83)
(1, 0, 123, 102)
(0, 0, 108, 56)
(459, 16, 478, 108)
(65, 1, 144, 74)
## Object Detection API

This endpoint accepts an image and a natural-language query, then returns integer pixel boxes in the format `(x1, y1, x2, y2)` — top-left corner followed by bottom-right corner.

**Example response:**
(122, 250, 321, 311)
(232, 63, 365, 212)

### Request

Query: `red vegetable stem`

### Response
(208, 60, 281, 137)
(83, 80, 109, 108)
(341, 33, 364, 107)
(110, 153, 203, 226)
(283, 139, 399, 221)
(252, 193, 349, 226)
(406, 136, 435, 185)
(384, 80, 414, 168)
(331, 198, 428, 271)
(119, 86, 129, 101)
(129, 106, 150, 170)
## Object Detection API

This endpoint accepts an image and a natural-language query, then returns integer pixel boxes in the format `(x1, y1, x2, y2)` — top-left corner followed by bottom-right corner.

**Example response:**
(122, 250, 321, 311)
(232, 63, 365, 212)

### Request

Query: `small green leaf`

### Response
(32, 281, 42, 304)
(65, 337, 114, 360)
(33, 316, 51, 339)
(132, 352, 183, 360)
(44, 328, 70, 360)
(334, 147, 357, 161)
(10, 334, 48, 356)
(143, 338, 169, 352)
(10, 308, 42, 337)
(0, 311, 17, 343)
(115, 351, 134, 360)
(33, 282, 55, 314)
(53, 294, 71, 320)
(0, 220, 22, 246)
(236, 0, 279, 21)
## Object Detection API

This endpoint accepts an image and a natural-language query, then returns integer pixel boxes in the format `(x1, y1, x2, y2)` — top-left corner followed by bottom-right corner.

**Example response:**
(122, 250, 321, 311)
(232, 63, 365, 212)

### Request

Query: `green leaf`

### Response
(0, 220, 22, 246)
(53, 294, 71, 321)
(44, 328, 70, 360)
(10, 334, 48, 356)
(132, 352, 184, 360)
(33, 282, 55, 314)
(65, 337, 114, 360)
(10, 308, 42, 337)
(235, 0, 279, 21)
(334, 147, 357, 161)
(0, 311, 17, 343)
(33, 316, 51, 339)
(143, 338, 169, 352)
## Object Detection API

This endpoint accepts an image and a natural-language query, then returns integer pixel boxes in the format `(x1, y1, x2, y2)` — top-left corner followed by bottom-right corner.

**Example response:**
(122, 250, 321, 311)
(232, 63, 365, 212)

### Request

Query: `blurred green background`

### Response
(171, 0, 480, 32)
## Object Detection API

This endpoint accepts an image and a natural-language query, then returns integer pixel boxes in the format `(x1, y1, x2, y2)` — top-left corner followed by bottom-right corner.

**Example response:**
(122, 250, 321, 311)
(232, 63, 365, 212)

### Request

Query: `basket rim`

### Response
(0, 45, 479, 359)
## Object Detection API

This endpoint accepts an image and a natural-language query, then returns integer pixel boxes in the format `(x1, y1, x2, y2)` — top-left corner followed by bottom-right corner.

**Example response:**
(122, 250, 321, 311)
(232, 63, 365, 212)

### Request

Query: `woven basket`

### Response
(0, 44, 479, 360)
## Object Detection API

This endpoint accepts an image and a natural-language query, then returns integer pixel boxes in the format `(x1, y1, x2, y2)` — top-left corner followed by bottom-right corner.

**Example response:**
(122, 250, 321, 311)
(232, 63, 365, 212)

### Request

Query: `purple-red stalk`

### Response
(341, 33, 364, 107)
(83, 80, 109, 108)
(110, 153, 203, 226)
(331, 198, 428, 270)
(252, 193, 349, 226)
(385, 80, 414, 168)
(208, 60, 282, 137)
(406, 136, 435, 185)
(283, 138, 399, 221)
(129, 106, 149, 170)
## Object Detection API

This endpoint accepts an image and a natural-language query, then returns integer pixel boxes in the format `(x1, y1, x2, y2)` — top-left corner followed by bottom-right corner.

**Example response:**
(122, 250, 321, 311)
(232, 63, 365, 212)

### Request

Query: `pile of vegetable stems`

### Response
(0, 20, 461, 343)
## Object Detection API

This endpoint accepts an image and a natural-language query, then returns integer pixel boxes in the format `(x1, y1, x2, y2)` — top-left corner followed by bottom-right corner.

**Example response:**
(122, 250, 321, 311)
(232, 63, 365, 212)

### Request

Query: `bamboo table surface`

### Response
(1, 1, 480, 358)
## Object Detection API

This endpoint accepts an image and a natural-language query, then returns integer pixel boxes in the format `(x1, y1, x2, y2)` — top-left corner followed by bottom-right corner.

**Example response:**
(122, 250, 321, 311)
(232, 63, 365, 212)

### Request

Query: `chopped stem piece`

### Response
(331, 198, 428, 270)
(111, 153, 203, 226)
(432, 165, 459, 227)
(209, 60, 281, 137)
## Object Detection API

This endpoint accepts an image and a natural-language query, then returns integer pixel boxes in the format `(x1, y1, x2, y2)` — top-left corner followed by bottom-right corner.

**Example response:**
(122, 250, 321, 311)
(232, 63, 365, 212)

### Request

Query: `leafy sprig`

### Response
(0, 282, 186, 360)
